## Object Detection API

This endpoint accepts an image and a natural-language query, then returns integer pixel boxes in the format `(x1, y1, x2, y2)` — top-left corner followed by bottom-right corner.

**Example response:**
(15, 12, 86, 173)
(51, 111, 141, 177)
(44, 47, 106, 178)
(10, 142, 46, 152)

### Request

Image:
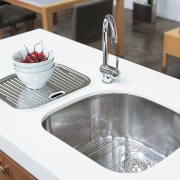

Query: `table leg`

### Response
(116, 0, 124, 57)
(0, 29, 3, 39)
(42, 7, 53, 32)
(162, 52, 168, 68)
(162, 34, 168, 68)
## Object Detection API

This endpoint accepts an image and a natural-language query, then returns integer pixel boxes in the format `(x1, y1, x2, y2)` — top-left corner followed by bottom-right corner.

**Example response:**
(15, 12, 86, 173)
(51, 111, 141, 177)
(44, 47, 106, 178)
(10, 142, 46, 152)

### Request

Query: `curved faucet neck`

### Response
(102, 14, 118, 66)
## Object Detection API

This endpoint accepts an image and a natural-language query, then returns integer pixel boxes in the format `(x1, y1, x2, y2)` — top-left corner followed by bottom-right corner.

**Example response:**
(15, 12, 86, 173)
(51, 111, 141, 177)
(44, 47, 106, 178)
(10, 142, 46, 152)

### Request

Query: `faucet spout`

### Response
(105, 14, 118, 44)
(100, 14, 120, 84)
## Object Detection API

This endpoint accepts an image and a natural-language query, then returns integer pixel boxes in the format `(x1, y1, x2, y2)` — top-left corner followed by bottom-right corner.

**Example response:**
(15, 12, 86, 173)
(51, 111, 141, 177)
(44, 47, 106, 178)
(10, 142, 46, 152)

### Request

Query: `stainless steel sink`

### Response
(42, 93, 180, 173)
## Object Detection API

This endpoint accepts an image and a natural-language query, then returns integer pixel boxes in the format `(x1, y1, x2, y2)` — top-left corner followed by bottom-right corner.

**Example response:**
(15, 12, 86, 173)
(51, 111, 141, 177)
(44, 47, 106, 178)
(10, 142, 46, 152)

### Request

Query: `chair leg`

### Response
(0, 29, 3, 39)
(0, 19, 37, 39)
(24, 21, 29, 32)
(11, 25, 17, 35)
(33, 18, 38, 29)
(24, 18, 38, 32)
(53, 13, 58, 25)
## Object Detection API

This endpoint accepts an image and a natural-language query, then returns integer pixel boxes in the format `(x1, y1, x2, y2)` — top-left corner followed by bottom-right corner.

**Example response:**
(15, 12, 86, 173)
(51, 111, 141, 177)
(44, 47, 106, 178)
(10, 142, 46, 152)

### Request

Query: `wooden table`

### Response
(3, 0, 124, 57)
(163, 27, 180, 68)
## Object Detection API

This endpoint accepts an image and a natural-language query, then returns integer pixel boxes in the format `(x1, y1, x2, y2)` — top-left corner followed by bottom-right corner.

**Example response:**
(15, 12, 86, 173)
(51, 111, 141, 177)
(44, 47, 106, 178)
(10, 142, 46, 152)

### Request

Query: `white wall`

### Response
(124, 0, 180, 22)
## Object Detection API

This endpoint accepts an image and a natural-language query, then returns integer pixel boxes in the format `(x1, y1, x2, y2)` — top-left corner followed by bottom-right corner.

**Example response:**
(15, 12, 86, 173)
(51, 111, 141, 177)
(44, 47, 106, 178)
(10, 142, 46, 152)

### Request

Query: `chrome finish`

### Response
(42, 93, 180, 173)
(100, 14, 120, 83)
(0, 64, 90, 109)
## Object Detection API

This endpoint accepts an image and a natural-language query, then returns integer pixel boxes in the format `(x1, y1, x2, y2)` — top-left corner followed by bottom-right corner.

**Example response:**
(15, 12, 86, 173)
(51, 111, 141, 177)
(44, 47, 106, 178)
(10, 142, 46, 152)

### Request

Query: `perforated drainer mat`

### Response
(55, 118, 165, 173)
(74, 137, 164, 173)
(0, 64, 90, 109)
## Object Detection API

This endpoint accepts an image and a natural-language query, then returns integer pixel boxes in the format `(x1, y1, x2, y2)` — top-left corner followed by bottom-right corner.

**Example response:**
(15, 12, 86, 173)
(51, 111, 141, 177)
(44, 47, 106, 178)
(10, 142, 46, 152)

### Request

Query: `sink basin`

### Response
(42, 93, 180, 173)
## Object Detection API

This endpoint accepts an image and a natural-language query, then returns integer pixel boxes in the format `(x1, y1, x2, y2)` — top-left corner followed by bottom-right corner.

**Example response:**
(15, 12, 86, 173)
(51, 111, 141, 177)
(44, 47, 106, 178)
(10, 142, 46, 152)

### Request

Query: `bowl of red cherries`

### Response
(13, 41, 55, 89)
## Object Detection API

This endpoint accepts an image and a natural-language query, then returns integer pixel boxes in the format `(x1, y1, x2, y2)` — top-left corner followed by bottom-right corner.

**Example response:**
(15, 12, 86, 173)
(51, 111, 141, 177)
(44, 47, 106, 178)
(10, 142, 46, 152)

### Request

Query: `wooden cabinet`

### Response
(0, 150, 37, 180)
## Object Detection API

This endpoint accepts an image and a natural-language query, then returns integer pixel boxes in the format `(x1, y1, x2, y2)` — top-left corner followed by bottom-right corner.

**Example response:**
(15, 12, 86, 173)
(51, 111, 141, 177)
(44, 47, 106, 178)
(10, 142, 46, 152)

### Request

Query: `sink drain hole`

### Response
(49, 91, 65, 99)
(124, 158, 151, 173)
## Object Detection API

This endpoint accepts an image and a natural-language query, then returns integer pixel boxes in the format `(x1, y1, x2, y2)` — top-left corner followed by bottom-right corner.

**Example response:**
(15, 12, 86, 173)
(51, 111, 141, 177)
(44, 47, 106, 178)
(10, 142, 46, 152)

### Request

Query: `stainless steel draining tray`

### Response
(0, 64, 90, 109)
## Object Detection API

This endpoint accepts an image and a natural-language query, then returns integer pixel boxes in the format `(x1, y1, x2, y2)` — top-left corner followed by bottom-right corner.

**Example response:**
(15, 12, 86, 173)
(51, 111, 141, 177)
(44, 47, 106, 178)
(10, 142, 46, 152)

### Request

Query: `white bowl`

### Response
(14, 60, 55, 73)
(15, 65, 55, 89)
(13, 48, 54, 68)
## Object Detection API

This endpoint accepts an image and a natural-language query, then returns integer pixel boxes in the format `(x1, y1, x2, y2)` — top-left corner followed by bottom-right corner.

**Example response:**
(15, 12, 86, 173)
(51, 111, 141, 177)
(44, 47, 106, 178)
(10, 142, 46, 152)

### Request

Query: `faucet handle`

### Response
(116, 56, 119, 72)
(111, 56, 120, 79)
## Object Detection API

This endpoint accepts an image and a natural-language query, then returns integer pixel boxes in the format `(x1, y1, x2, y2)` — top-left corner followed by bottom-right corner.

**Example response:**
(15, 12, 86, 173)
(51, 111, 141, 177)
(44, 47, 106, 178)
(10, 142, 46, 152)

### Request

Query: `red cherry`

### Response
(38, 52, 46, 62)
(21, 59, 28, 63)
(31, 52, 39, 62)
(25, 54, 36, 63)
(19, 41, 51, 63)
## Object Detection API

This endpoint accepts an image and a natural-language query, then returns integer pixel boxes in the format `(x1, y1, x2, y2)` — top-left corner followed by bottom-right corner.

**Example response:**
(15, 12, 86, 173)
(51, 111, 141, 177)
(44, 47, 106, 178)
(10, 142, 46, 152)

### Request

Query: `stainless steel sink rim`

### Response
(0, 64, 90, 109)
(42, 93, 180, 173)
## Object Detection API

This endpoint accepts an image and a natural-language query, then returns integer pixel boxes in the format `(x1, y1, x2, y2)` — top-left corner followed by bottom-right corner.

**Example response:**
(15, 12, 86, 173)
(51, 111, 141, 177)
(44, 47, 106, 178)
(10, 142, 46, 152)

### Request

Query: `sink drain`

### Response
(124, 158, 150, 173)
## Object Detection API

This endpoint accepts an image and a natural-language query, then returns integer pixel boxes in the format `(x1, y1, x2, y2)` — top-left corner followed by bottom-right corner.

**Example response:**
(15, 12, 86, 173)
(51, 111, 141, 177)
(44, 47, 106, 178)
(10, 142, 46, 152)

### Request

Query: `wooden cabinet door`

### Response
(0, 150, 37, 180)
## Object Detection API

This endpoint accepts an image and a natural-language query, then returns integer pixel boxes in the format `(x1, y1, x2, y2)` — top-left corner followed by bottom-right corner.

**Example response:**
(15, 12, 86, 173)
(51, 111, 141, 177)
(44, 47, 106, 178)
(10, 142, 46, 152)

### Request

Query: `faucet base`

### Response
(102, 74, 113, 84)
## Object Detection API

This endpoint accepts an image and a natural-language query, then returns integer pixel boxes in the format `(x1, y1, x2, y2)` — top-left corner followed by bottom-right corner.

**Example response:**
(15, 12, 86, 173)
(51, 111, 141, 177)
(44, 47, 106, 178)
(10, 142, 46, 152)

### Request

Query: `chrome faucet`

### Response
(100, 14, 120, 83)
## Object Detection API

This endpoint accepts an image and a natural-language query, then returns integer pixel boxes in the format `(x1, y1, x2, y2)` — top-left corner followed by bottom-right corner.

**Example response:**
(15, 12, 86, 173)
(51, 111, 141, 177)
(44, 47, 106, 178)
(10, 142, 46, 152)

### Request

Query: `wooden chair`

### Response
(0, 1, 10, 6)
(0, 5, 37, 39)
(72, 0, 113, 44)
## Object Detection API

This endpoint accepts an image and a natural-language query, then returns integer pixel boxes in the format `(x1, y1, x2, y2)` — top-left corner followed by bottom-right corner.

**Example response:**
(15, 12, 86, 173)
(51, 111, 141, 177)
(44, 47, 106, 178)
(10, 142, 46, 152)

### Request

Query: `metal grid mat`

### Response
(54, 117, 165, 173)
(0, 64, 90, 109)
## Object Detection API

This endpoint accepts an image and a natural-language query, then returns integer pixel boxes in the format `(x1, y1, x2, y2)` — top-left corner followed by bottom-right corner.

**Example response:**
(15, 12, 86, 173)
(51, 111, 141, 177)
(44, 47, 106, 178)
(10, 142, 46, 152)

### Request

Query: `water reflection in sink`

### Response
(42, 93, 180, 173)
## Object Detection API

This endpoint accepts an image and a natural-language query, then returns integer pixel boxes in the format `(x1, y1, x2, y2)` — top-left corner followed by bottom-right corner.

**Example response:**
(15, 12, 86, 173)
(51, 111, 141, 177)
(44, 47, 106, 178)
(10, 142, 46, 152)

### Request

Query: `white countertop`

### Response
(0, 29, 180, 180)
